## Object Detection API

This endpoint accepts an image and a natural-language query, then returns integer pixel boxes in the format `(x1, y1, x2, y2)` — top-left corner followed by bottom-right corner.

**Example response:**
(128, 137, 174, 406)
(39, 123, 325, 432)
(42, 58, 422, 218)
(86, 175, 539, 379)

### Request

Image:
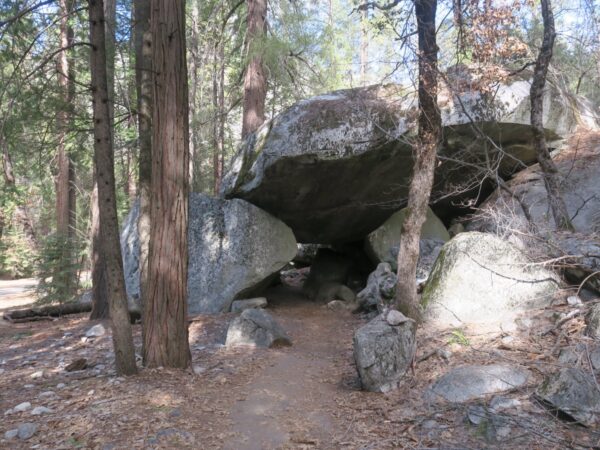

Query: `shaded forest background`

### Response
(0, 0, 599, 291)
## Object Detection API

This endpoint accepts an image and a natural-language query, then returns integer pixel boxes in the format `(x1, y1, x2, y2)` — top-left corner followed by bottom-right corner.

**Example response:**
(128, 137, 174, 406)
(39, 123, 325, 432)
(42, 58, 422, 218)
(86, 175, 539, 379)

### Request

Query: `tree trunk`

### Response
(134, 0, 152, 347)
(90, 0, 116, 320)
(89, 184, 109, 319)
(143, 0, 191, 369)
(530, 0, 574, 232)
(359, 9, 369, 86)
(56, 0, 76, 294)
(88, 0, 138, 376)
(395, 0, 440, 323)
(2, 136, 15, 186)
(212, 37, 225, 194)
(241, 0, 267, 138)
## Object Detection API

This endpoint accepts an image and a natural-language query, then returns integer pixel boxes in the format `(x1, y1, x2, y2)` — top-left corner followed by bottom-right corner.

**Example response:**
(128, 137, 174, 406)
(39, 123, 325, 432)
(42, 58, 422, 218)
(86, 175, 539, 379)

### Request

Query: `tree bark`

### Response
(90, 0, 116, 320)
(134, 0, 152, 347)
(395, 0, 440, 323)
(55, 0, 76, 294)
(241, 0, 267, 138)
(212, 37, 225, 194)
(88, 0, 138, 376)
(530, 0, 574, 231)
(359, 9, 369, 86)
(89, 184, 109, 319)
(143, 0, 191, 369)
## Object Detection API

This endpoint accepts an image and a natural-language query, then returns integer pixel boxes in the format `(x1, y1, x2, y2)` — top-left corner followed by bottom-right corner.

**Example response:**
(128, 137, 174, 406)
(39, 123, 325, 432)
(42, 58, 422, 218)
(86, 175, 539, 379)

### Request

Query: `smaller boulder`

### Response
(17, 423, 37, 440)
(302, 249, 353, 299)
(225, 309, 292, 348)
(230, 298, 267, 313)
(14, 402, 31, 412)
(326, 300, 358, 312)
(385, 309, 410, 326)
(586, 303, 600, 339)
(85, 324, 106, 338)
(424, 364, 530, 403)
(536, 368, 600, 427)
(353, 314, 416, 393)
(356, 263, 397, 311)
(314, 282, 355, 303)
(365, 207, 450, 271)
(4, 429, 18, 440)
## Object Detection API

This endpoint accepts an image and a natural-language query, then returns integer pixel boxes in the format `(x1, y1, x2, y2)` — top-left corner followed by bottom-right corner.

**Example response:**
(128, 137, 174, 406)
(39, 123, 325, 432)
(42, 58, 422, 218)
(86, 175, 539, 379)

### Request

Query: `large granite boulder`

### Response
(468, 133, 600, 235)
(121, 194, 297, 314)
(222, 79, 592, 243)
(421, 232, 560, 327)
(353, 312, 416, 392)
(365, 207, 450, 271)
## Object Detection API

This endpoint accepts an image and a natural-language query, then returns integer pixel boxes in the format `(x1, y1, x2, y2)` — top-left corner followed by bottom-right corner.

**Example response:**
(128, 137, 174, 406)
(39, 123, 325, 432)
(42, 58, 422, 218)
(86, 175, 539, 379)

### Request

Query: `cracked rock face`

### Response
(421, 232, 560, 327)
(353, 313, 416, 393)
(221, 81, 591, 244)
(121, 194, 297, 314)
(536, 368, 600, 427)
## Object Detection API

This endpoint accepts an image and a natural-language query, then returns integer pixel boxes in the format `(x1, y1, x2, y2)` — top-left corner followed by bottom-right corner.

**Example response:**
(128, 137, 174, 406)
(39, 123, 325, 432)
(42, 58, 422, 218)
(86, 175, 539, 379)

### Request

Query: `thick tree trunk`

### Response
(89, 184, 109, 319)
(56, 0, 76, 294)
(530, 0, 574, 232)
(241, 0, 267, 138)
(134, 0, 152, 347)
(90, 0, 117, 320)
(143, 0, 191, 369)
(88, 0, 138, 376)
(395, 0, 440, 323)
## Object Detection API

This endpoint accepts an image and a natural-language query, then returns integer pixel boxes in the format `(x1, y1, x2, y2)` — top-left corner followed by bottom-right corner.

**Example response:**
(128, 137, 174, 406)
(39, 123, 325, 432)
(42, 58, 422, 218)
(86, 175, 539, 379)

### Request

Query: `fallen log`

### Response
(3, 302, 92, 323)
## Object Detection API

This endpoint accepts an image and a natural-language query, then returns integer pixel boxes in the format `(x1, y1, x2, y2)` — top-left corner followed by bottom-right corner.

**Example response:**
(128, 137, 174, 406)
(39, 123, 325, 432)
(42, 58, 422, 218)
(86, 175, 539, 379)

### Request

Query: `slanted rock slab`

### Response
(353, 314, 416, 393)
(222, 80, 587, 243)
(225, 309, 292, 348)
(122, 194, 297, 314)
(425, 364, 530, 403)
(536, 368, 600, 427)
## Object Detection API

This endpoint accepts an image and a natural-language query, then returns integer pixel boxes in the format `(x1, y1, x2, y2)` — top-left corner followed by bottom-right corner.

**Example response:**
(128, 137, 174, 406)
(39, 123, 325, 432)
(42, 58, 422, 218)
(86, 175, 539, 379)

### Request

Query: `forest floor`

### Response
(1, 278, 600, 449)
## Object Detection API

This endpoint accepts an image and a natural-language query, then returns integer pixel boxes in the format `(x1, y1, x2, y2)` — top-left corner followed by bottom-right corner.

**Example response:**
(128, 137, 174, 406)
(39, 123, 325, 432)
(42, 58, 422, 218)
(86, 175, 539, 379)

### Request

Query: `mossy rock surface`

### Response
(421, 232, 560, 327)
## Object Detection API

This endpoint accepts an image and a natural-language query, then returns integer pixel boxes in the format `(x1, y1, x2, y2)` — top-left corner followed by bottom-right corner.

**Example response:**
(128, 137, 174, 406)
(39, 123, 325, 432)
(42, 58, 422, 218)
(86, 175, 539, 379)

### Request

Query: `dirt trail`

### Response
(224, 286, 359, 449)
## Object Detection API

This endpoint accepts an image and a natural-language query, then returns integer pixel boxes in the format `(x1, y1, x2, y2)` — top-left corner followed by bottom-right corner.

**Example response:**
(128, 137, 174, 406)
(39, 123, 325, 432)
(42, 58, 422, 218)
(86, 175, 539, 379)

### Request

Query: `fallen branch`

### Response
(3, 302, 92, 322)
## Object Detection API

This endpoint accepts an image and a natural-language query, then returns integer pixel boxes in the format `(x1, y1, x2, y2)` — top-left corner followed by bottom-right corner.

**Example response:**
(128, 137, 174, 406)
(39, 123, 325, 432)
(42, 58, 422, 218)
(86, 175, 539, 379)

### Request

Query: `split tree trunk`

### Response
(395, 0, 441, 323)
(133, 0, 152, 341)
(241, 0, 267, 138)
(88, 0, 137, 376)
(530, 0, 574, 232)
(143, 0, 191, 369)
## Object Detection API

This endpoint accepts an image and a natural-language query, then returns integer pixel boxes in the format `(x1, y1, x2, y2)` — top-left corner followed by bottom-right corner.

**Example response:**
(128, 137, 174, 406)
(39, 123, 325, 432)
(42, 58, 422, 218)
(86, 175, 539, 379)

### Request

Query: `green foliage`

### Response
(448, 329, 470, 347)
(0, 226, 35, 278)
(35, 233, 84, 305)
